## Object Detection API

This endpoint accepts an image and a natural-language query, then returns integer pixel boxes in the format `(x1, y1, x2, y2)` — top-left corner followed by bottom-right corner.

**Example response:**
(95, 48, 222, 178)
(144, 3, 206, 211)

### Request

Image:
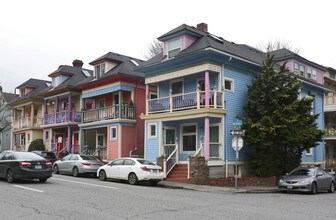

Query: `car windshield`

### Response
(14, 152, 45, 160)
(137, 159, 155, 166)
(41, 152, 56, 158)
(289, 168, 316, 176)
(80, 155, 99, 161)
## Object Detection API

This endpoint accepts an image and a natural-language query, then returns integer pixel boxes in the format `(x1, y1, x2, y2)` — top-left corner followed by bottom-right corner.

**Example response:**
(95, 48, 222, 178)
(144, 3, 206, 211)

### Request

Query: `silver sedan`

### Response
(278, 167, 335, 194)
(53, 154, 104, 177)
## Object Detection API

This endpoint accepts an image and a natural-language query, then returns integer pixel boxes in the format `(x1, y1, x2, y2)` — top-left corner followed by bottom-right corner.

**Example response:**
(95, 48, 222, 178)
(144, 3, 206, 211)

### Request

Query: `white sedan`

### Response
(97, 158, 165, 185)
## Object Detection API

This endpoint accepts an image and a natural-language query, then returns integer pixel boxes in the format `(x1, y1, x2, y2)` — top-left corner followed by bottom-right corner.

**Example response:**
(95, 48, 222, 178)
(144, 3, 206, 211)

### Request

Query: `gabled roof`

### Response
(269, 48, 326, 71)
(9, 78, 51, 104)
(140, 30, 266, 68)
(79, 52, 145, 86)
(41, 65, 93, 95)
(157, 24, 206, 41)
(2, 92, 19, 103)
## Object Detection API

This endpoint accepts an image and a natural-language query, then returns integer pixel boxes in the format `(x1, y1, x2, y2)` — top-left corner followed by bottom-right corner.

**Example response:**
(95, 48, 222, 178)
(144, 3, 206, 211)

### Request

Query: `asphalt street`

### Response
(0, 174, 336, 220)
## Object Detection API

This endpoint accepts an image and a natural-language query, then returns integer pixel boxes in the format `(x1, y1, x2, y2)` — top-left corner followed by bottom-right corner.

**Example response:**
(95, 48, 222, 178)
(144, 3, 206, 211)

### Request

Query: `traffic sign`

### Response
(230, 130, 245, 136)
(232, 136, 243, 151)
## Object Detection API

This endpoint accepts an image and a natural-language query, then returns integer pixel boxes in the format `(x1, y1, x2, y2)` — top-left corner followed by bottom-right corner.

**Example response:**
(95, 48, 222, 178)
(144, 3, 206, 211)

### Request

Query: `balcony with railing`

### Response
(44, 110, 82, 125)
(13, 116, 43, 130)
(82, 105, 136, 123)
(147, 90, 224, 114)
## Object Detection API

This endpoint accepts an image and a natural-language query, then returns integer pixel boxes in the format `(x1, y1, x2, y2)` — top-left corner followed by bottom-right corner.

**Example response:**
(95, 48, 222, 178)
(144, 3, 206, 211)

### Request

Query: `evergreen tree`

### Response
(242, 53, 324, 176)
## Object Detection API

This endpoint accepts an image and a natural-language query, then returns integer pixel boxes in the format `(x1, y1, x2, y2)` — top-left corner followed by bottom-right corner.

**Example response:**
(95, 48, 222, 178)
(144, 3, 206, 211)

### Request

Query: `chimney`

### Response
(72, 59, 84, 68)
(196, 23, 208, 32)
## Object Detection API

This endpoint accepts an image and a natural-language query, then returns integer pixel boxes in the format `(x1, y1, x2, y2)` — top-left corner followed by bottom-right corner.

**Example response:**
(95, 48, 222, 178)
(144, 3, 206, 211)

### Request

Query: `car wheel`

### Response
(72, 167, 79, 177)
(39, 178, 48, 183)
(6, 169, 15, 183)
(99, 170, 107, 181)
(328, 182, 335, 193)
(53, 164, 59, 174)
(311, 182, 317, 195)
(149, 181, 159, 186)
(128, 173, 138, 185)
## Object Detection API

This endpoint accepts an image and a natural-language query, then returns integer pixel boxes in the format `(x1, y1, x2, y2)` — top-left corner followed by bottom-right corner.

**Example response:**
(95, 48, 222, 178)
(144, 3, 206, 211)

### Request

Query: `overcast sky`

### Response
(0, 0, 335, 93)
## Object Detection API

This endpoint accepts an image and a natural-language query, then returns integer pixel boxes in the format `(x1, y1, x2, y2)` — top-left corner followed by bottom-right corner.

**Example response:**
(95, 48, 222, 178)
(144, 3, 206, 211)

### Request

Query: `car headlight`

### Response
(279, 179, 284, 183)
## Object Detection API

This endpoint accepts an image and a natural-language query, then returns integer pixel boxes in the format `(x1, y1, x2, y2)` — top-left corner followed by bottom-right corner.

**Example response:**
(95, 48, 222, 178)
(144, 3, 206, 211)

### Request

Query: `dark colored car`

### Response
(32, 151, 57, 164)
(0, 150, 52, 183)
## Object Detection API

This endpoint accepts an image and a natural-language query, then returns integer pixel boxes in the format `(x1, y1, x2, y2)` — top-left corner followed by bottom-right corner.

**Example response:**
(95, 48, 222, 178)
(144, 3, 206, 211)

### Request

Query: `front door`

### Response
(164, 128, 176, 157)
(210, 126, 219, 158)
(55, 134, 64, 153)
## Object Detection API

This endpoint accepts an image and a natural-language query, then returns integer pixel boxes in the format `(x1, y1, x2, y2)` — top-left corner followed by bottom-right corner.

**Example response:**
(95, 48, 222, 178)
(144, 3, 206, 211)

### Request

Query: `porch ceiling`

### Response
(140, 108, 227, 122)
(78, 118, 136, 129)
(145, 63, 221, 84)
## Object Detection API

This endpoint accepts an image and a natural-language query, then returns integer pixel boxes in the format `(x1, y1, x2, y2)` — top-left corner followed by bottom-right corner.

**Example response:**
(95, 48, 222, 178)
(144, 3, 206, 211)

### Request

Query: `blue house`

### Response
(138, 23, 329, 179)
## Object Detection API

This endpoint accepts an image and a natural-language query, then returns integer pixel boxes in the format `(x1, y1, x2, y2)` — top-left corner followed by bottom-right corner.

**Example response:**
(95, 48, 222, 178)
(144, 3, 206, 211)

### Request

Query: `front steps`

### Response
(165, 164, 189, 183)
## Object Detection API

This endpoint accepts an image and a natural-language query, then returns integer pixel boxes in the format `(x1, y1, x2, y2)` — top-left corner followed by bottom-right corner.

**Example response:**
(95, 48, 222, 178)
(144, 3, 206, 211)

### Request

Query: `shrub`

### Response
(28, 139, 45, 152)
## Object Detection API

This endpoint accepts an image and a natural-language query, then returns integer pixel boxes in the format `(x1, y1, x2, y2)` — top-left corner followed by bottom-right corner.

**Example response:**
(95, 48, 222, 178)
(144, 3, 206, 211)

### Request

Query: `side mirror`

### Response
(317, 172, 323, 177)
(285, 173, 289, 176)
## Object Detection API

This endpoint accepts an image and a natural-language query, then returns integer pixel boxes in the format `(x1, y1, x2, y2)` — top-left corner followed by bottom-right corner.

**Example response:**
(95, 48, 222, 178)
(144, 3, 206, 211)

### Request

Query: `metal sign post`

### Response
(231, 118, 244, 189)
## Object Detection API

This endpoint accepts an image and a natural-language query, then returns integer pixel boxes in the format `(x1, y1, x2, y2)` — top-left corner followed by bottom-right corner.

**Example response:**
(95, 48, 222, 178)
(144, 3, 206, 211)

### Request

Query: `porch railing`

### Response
(13, 117, 43, 130)
(44, 111, 82, 125)
(90, 145, 107, 161)
(325, 95, 336, 106)
(82, 105, 136, 123)
(163, 144, 177, 176)
(163, 144, 176, 158)
(148, 90, 224, 114)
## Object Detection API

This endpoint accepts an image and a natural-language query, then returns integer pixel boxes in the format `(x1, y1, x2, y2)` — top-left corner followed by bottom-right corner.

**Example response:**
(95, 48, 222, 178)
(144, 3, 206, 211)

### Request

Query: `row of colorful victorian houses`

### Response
(1, 23, 336, 178)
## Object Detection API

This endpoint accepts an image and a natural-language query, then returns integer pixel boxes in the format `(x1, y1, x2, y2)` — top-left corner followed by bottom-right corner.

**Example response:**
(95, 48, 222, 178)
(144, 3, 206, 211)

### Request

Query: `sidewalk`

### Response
(158, 181, 280, 194)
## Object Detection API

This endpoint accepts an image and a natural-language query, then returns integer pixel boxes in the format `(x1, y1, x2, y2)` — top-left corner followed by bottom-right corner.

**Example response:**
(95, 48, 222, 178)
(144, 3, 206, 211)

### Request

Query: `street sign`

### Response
(232, 136, 243, 151)
(233, 119, 243, 130)
(230, 130, 245, 136)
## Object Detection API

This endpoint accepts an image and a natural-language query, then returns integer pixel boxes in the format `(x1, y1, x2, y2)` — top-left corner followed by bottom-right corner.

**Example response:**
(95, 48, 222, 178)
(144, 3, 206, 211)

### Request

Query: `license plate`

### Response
(287, 185, 293, 189)
(35, 165, 42, 169)
(152, 170, 158, 173)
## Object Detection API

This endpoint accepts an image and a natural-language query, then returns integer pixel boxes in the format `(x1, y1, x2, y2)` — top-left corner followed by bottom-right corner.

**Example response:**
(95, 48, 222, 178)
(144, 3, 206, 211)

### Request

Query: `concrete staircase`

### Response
(165, 164, 189, 183)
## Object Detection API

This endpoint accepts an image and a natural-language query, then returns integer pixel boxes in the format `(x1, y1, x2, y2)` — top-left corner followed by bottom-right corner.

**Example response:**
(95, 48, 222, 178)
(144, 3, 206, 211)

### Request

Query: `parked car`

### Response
(278, 167, 335, 194)
(0, 150, 52, 183)
(97, 158, 165, 185)
(32, 151, 57, 164)
(53, 154, 104, 177)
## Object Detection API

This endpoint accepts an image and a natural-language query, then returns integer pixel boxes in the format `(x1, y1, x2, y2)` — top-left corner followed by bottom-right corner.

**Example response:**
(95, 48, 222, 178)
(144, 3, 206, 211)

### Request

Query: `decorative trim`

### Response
(145, 63, 221, 84)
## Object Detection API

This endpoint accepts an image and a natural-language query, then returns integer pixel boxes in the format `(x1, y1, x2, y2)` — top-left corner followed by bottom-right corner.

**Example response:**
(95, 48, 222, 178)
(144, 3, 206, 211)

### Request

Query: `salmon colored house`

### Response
(77, 52, 145, 161)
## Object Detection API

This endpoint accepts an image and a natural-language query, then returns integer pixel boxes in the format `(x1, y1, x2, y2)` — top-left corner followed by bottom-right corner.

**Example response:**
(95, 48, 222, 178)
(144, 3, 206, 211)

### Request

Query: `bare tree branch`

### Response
(257, 40, 300, 54)
(143, 39, 163, 60)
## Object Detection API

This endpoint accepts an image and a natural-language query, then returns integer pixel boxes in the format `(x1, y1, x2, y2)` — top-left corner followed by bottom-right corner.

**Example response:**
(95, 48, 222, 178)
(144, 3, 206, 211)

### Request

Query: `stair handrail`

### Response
(129, 147, 138, 157)
(81, 145, 89, 155)
(194, 142, 204, 157)
(163, 145, 177, 177)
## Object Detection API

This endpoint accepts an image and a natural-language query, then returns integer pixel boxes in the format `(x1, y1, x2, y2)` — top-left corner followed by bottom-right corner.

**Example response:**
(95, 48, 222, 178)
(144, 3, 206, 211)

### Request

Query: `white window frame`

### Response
(167, 38, 182, 59)
(224, 77, 234, 92)
(305, 148, 313, 156)
(180, 123, 197, 153)
(312, 69, 317, 80)
(299, 64, 305, 77)
(95, 63, 105, 78)
(110, 126, 117, 141)
(149, 92, 158, 100)
(148, 123, 157, 139)
(52, 76, 60, 87)
(294, 62, 299, 74)
(170, 78, 184, 95)
(307, 67, 312, 79)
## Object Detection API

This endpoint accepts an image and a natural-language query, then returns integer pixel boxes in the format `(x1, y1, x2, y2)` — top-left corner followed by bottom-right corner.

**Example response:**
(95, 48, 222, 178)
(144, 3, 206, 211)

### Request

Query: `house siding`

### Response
(224, 66, 254, 161)
(145, 121, 161, 161)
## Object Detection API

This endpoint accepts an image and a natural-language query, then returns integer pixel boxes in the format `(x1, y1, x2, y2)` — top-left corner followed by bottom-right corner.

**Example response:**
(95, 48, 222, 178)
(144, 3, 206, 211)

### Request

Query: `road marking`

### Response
(13, 185, 44, 193)
(51, 177, 119, 190)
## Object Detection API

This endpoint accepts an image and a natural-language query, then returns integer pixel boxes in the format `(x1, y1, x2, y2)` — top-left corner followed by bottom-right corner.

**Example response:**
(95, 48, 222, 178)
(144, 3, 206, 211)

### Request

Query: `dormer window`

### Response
(20, 89, 26, 97)
(52, 76, 60, 87)
(95, 63, 105, 78)
(167, 38, 182, 59)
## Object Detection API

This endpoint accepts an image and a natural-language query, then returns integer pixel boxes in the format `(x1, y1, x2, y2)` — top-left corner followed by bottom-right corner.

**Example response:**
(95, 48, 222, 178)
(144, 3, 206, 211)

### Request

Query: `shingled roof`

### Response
(84, 52, 145, 82)
(140, 24, 266, 68)
(9, 78, 51, 105)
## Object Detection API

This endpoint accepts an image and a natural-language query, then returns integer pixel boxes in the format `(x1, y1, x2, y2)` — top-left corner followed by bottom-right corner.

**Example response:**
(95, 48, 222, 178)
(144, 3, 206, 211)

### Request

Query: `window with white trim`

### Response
(110, 127, 117, 141)
(95, 63, 106, 78)
(224, 78, 234, 92)
(167, 38, 181, 59)
(306, 148, 313, 155)
(148, 123, 157, 139)
(294, 63, 299, 74)
(299, 65, 305, 77)
(312, 69, 317, 80)
(307, 67, 312, 79)
(181, 124, 197, 152)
